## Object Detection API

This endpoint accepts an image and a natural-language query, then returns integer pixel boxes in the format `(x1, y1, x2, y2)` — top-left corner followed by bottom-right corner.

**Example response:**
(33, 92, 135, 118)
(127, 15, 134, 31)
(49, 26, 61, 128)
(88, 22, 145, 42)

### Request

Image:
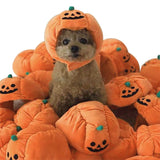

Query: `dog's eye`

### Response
(79, 38, 87, 44)
(63, 39, 70, 45)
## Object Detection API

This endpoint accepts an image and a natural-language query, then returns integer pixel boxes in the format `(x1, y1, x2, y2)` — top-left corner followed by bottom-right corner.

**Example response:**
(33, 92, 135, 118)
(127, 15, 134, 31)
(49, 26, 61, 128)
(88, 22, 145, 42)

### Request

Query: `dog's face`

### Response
(56, 29, 96, 62)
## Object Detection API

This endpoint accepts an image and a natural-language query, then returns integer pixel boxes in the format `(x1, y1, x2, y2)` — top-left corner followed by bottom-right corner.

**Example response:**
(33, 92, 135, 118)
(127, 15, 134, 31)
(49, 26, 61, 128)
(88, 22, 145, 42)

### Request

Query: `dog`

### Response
(49, 29, 107, 117)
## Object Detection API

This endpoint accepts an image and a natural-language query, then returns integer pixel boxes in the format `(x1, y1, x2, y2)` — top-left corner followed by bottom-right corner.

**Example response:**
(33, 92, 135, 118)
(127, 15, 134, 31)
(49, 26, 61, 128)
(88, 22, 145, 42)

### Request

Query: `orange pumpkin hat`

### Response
(14, 99, 59, 129)
(134, 93, 160, 125)
(141, 55, 160, 90)
(6, 124, 71, 160)
(0, 74, 45, 104)
(100, 39, 140, 84)
(137, 124, 160, 158)
(105, 73, 152, 107)
(56, 101, 120, 154)
(45, 6, 103, 71)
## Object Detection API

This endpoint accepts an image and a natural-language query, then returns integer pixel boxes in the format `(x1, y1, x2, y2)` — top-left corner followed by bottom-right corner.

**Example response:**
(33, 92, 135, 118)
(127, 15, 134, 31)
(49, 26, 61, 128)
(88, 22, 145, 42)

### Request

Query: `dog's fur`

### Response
(49, 29, 107, 117)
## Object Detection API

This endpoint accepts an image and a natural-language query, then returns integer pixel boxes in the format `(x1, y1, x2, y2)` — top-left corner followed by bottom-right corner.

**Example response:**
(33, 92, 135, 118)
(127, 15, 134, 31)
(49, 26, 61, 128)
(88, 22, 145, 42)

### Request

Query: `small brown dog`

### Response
(49, 29, 107, 117)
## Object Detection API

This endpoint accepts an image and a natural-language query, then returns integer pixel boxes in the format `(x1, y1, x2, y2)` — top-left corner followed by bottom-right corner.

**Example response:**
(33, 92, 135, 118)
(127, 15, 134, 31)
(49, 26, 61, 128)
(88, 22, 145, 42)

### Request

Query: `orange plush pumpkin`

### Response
(0, 108, 17, 159)
(6, 124, 72, 160)
(126, 156, 160, 160)
(141, 56, 160, 90)
(25, 70, 52, 98)
(136, 124, 160, 158)
(102, 118, 137, 160)
(105, 73, 152, 107)
(30, 41, 54, 72)
(134, 93, 160, 125)
(100, 38, 140, 84)
(56, 101, 120, 155)
(14, 99, 59, 129)
(12, 50, 34, 77)
(45, 6, 103, 71)
(13, 42, 55, 77)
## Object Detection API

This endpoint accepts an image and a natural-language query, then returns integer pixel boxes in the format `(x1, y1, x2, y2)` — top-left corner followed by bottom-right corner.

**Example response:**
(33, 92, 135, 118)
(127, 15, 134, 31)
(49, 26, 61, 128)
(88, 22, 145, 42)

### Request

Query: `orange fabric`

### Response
(0, 120, 17, 160)
(105, 73, 152, 107)
(25, 70, 52, 98)
(134, 94, 160, 125)
(102, 119, 137, 160)
(0, 76, 45, 104)
(30, 41, 54, 71)
(0, 108, 14, 123)
(14, 99, 59, 129)
(137, 124, 160, 158)
(126, 156, 160, 160)
(141, 58, 160, 90)
(45, 9, 103, 71)
(12, 50, 34, 77)
(100, 39, 140, 84)
(6, 124, 71, 160)
(56, 101, 120, 154)
(12, 42, 54, 77)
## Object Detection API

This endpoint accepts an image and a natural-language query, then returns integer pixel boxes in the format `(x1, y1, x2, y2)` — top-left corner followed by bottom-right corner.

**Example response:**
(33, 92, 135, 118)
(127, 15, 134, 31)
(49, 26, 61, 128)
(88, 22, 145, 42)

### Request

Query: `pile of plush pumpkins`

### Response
(1, 10, 160, 160)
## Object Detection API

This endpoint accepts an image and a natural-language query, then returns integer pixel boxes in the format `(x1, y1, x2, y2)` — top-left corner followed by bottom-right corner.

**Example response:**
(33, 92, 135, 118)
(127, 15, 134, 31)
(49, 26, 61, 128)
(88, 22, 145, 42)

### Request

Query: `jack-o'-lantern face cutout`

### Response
(6, 152, 18, 160)
(62, 7, 85, 20)
(134, 93, 160, 125)
(121, 82, 139, 98)
(87, 139, 109, 152)
(124, 66, 137, 74)
(105, 73, 152, 107)
(0, 83, 18, 94)
(137, 97, 151, 106)
(116, 47, 130, 63)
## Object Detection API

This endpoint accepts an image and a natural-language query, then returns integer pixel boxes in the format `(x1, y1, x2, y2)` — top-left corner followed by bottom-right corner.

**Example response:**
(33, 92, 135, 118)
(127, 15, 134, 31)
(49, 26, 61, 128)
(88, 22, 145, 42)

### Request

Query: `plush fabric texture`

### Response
(105, 73, 153, 107)
(56, 101, 120, 155)
(12, 50, 34, 77)
(25, 70, 52, 98)
(134, 94, 160, 125)
(102, 119, 137, 160)
(100, 38, 140, 84)
(45, 8, 103, 71)
(141, 57, 160, 90)
(12, 42, 54, 77)
(126, 156, 160, 160)
(14, 99, 59, 129)
(30, 41, 54, 72)
(137, 124, 160, 158)
(6, 124, 71, 160)
(0, 108, 17, 159)
(0, 76, 45, 104)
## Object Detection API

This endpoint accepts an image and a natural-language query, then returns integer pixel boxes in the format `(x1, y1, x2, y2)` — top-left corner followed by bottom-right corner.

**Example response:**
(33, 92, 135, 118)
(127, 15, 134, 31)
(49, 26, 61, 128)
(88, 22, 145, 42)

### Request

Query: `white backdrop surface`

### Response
(0, 0, 159, 79)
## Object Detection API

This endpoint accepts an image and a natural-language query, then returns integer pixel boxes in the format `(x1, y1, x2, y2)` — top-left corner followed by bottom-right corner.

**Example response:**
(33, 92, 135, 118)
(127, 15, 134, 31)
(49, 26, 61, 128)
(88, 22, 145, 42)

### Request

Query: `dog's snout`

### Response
(71, 46, 79, 53)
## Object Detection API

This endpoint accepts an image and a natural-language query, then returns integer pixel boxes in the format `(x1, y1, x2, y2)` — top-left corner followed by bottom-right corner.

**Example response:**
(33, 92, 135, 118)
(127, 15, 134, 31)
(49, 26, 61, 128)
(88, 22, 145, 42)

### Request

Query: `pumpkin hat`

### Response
(45, 6, 103, 71)
(0, 74, 45, 104)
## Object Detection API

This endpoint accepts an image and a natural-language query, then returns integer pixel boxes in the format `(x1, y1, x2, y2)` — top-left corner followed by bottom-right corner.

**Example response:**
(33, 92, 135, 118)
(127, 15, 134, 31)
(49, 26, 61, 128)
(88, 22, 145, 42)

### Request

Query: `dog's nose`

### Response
(71, 46, 79, 53)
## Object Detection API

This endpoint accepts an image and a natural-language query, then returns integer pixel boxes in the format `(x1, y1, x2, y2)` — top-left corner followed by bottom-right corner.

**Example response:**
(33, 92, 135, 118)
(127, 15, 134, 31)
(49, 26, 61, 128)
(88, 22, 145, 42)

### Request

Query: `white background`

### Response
(0, 0, 160, 79)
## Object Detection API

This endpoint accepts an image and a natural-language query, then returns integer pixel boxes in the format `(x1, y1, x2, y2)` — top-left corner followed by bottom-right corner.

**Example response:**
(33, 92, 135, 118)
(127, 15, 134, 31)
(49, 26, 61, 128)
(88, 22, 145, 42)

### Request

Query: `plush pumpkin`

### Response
(13, 42, 54, 77)
(25, 70, 52, 98)
(126, 156, 160, 160)
(45, 6, 103, 71)
(14, 99, 59, 129)
(12, 50, 34, 77)
(100, 39, 140, 84)
(0, 108, 17, 159)
(105, 73, 152, 107)
(141, 56, 160, 90)
(6, 124, 72, 160)
(136, 124, 160, 158)
(56, 101, 120, 155)
(102, 119, 137, 160)
(134, 93, 160, 125)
